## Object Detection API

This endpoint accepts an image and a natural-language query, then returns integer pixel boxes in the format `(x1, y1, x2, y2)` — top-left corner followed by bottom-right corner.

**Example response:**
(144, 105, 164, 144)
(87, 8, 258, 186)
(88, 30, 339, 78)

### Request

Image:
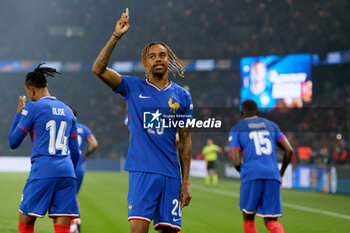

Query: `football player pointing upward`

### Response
(93, 8, 192, 233)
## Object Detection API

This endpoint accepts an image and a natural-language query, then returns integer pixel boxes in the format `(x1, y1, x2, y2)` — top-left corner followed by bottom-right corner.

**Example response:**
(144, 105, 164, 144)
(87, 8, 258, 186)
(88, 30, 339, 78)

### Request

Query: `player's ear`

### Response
(30, 87, 37, 99)
(26, 86, 32, 95)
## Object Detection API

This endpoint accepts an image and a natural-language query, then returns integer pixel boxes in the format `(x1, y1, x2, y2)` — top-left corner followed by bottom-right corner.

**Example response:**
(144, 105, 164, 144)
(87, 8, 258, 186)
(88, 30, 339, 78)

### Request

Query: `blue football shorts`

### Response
(239, 179, 282, 218)
(128, 171, 182, 231)
(19, 177, 79, 218)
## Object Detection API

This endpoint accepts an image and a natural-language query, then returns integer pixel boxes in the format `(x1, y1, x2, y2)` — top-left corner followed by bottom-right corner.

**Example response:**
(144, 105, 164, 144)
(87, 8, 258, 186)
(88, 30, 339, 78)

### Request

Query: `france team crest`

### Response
(168, 96, 180, 113)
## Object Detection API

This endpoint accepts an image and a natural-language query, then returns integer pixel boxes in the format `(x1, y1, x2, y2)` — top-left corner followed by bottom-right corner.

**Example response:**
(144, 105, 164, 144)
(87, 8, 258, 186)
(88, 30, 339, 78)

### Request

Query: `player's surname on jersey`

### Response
(52, 108, 65, 116)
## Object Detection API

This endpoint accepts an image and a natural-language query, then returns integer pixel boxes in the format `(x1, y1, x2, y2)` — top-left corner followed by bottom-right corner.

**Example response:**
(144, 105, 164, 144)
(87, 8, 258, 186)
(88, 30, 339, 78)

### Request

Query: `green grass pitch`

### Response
(0, 172, 349, 233)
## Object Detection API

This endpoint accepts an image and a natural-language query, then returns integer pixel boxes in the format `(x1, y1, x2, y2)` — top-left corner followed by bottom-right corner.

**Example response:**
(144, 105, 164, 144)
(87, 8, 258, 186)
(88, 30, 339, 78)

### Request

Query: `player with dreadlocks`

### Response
(93, 8, 192, 233)
(9, 63, 80, 233)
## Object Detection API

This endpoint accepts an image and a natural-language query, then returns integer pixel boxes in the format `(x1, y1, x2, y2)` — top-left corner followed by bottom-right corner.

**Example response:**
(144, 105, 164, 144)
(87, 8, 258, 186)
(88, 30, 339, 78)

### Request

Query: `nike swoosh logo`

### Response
(139, 94, 151, 99)
(173, 217, 181, 222)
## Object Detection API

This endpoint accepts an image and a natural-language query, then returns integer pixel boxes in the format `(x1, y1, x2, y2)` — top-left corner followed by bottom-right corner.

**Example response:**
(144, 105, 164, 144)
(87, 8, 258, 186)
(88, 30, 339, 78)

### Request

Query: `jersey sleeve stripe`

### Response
(71, 134, 78, 137)
(32, 127, 36, 149)
(86, 134, 93, 138)
(19, 127, 29, 133)
(278, 136, 286, 143)
(125, 100, 130, 120)
(232, 147, 242, 151)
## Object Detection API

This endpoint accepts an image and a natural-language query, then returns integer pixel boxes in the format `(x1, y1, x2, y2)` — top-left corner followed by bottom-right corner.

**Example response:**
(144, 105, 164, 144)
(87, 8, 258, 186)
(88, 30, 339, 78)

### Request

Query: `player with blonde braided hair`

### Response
(93, 8, 192, 233)
(142, 41, 185, 78)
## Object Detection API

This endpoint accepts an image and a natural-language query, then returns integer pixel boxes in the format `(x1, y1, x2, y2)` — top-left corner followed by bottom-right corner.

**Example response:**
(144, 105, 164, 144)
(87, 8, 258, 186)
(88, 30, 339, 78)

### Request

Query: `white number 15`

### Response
(249, 131, 272, 156)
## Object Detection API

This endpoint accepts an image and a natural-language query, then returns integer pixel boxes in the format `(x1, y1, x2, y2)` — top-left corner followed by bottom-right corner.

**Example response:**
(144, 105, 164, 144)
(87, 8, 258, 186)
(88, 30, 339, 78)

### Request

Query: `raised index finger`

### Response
(126, 8, 129, 17)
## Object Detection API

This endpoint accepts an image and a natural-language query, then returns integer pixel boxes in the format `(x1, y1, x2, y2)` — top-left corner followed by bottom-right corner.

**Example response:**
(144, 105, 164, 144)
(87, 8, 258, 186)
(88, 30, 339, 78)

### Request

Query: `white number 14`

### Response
(46, 120, 68, 155)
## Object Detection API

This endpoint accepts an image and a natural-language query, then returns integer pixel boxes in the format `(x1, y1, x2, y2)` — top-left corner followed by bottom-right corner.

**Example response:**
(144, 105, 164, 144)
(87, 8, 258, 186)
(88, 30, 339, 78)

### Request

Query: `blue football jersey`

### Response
(229, 117, 286, 183)
(9, 96, 79, 179)
(76, 123, 93, 168)
(114, 76, 193, 179)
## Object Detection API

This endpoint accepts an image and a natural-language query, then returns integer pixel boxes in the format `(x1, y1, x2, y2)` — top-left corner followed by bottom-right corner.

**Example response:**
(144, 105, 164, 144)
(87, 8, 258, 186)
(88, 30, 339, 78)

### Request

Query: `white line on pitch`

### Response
(191, 184, 350, 220)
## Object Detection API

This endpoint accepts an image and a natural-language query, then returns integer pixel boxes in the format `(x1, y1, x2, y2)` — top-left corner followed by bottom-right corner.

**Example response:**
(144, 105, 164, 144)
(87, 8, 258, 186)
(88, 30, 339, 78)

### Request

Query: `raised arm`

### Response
(9, 96, 28, 149)
(178, 126, 192, 208)
(278, 138, 294, 177)
(92, 8, 130, 90)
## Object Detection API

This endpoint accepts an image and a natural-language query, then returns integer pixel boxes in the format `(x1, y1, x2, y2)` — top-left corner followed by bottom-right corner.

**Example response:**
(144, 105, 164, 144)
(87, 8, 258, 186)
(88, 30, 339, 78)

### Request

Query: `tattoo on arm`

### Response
(93, 36, 119, 75)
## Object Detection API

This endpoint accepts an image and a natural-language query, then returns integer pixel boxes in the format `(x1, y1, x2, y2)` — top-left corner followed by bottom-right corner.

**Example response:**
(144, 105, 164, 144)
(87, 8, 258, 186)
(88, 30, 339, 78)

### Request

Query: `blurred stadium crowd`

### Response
(0, 0, 349, 165)
(0, 0, 349, 61)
